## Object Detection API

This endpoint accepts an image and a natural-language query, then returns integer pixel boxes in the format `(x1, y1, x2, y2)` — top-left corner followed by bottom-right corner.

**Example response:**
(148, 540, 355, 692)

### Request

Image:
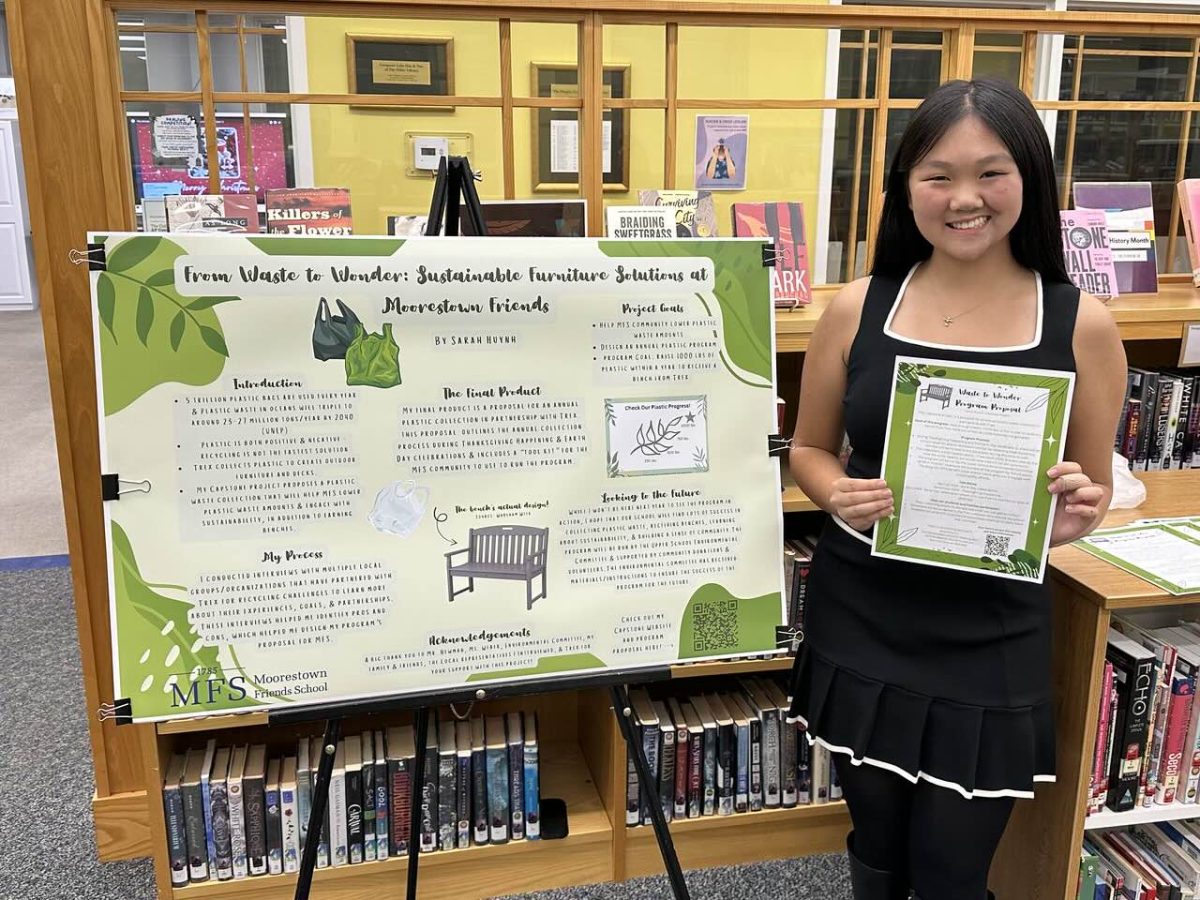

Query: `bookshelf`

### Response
(990, 471, 1200, 900)
(1085, 803, 1200, 832)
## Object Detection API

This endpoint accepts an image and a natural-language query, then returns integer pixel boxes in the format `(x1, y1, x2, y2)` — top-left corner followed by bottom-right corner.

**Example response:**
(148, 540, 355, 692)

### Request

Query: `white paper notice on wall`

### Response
(1181, 322, 1200, 367)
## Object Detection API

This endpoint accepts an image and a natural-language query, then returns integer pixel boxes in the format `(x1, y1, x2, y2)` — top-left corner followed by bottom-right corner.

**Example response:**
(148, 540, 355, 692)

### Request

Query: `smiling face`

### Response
(906, 114, 1023, 264)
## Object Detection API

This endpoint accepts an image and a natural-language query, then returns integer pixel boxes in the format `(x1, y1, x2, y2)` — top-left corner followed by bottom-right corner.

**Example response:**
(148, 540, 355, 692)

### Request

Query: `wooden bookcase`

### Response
(7, 0, 1200, 896)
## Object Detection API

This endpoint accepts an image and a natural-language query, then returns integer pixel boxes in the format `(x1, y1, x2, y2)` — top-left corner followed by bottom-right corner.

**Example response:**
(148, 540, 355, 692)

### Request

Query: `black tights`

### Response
(834, 755, 1015, 900)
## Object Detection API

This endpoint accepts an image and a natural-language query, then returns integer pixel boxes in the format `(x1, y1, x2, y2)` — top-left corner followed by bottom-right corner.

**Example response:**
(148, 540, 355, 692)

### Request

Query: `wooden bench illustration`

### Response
(445, 525, 549, 610)
(919, 382, 953, 409)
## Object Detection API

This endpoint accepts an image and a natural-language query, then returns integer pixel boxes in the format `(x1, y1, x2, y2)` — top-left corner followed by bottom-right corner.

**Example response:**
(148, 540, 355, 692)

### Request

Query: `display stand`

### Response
(280, 156, 693, 900)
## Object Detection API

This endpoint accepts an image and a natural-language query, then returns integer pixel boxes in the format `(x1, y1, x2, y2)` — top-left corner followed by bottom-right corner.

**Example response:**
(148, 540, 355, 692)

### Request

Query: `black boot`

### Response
(846, 832, 910, 900)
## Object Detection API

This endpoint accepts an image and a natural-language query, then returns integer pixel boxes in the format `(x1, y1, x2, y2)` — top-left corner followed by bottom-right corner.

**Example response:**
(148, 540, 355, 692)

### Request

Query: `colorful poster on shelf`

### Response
(694, 116, 748, 191)
(1073, 182, 1158, 295)
(131, 115, 289, 203)
(732, 202, 812, 308)
(1059, 209, 1118, 300)
(265, 188, 353, 235)
(1176, 179, 1200, 288)
(165, 194, 261, 234)
(636, 190, 718, 238)
(88, 233, 785, 721)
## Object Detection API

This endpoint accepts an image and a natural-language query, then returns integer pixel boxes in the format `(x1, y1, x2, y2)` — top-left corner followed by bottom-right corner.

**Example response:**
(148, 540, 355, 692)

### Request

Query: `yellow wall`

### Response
(305, 7, 831, 237)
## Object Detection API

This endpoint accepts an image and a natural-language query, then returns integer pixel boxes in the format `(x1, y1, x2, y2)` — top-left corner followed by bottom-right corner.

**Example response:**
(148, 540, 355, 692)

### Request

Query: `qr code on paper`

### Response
(984, 533, 1010, 557)
(693, 599, 738, 653)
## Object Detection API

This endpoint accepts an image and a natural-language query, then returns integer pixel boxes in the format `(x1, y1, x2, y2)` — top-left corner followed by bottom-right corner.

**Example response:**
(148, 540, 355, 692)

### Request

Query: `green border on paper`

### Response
(872, 358, 1073, 581)
(1076, 523, 1200, 596)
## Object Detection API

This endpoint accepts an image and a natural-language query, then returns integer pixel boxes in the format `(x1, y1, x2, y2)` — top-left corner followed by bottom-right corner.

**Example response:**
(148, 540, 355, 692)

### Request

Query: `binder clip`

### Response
(768, 433, 792, 457)
(101, 475, 152, 502)
(775, 625, 804, 651)
(761, 243, 778, 268)
(98, 698, 133, 725)
(68, 243, 107, 271)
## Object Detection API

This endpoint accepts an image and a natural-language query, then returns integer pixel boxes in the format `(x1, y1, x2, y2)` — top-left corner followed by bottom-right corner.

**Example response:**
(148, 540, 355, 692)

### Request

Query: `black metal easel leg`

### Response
(609, 685, 691, 900)
(293, 717, 341, 900)
(407, 706, 430, 900)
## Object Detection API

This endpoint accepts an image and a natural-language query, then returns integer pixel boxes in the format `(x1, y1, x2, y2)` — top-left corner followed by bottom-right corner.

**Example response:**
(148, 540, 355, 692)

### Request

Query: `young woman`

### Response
(786, 78, 1127, 900)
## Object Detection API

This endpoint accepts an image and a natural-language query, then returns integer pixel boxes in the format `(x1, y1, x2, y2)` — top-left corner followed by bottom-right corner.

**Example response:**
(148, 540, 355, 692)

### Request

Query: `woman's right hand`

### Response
(829, 477, 894, 531)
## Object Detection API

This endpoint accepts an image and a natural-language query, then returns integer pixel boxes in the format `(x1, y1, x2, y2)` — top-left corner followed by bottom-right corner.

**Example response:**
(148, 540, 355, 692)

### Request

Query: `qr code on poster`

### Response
(984, 533, 1010, 557)
(693, 599, 738, 653)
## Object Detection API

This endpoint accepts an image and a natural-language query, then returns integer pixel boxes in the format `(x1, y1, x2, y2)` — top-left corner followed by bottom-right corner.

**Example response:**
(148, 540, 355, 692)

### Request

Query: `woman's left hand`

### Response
(1048, 461, 1106, 545)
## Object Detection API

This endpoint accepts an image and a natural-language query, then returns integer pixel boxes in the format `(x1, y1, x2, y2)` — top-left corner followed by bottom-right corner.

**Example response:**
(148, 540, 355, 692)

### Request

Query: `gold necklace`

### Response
(940, 297, 993, 327)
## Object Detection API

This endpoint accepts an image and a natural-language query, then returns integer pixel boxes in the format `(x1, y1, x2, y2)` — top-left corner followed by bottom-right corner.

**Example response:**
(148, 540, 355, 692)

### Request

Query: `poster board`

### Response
(89, 234, 784, 722)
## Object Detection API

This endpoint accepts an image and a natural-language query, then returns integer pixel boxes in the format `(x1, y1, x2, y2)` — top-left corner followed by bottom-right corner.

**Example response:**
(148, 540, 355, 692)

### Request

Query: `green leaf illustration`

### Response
(198, 325, 229, 357)
(186, 296, 238, 311)
(135, 286, 154, 345)
(169, 311, 186, 351)
(598, 241, 772, 384)
(95, 235, 235, 414)
(97, 273, 116, 339)
(107, 235, 162, 274)
(111, 520, 262, 718)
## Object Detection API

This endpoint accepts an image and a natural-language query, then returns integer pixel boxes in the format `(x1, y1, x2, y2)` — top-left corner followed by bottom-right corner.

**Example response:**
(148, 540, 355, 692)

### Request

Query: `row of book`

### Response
(162, 711, 540, 887)
(624, 677, 841, 826)
(1089, 617, 1200, 817)
(139, 188, 814, 308)
(1080, 821, 1200, 900)
(1114, 368, 1198, 471)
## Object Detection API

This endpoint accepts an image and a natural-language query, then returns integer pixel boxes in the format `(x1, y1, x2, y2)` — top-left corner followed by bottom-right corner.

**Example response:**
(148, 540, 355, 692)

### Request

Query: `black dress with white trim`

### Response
(785, 264, 1078, 800)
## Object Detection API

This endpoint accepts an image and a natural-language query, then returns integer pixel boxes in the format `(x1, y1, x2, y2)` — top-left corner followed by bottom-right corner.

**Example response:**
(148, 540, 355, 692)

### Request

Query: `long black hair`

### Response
(870, 78, 1070, 284)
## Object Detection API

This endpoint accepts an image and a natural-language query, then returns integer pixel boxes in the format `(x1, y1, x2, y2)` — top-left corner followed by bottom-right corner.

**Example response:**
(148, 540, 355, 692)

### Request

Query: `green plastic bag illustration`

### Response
(345, 323, 402, 389)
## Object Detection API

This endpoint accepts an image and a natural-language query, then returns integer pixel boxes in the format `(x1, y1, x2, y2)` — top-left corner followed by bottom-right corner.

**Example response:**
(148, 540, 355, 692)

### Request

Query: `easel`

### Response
(286, 156, 692, 900)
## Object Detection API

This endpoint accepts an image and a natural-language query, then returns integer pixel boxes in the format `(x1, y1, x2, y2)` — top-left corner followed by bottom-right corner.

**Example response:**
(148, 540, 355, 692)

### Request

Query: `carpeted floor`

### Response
(0, 563, 853, 899)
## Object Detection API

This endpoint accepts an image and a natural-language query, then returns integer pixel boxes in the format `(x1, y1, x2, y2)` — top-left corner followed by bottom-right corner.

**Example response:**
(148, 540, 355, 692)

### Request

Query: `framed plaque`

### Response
(346, 35, 455, 110)
(532, 63, 629, 192)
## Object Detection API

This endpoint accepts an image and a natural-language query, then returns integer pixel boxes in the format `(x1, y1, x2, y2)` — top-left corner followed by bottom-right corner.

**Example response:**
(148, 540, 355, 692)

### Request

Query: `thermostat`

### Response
(413, 137, 449, 172)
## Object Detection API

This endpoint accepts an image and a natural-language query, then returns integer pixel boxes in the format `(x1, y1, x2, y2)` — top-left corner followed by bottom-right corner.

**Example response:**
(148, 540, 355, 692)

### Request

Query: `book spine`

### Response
(420, 751, 438, 853)
(673, 721, 688, 819)
(1137, 659, 1161, 809)
(375, 756, 389, 860)
(329, 767, 348, 866)
(797, 725, 812, 805)
(472, 746, 489, 844)
(1174, 378, 1193, 469)
(363, 758, 376, 862)
(1155, 377, 1176, 470)
(438, 752, 457, 851)
(210, 778, 233, 880)
(1135, 375, 1159, 471)
(688, 731, 703, 818)
(1147, 647, 1176, 807)
(1109, 654, 1156, 812)
(702, 726, 717, 816)
(488, 745, 510, 844)
(201, 772, 216, 876)
(183, 781, 210, 882)
(638, 722, 659, 825)
(735, 720, 750, 813)
(625, 720, 641, 827)
(345, 766, 363, 864)
(717, 723, 734, 816)
(296, 762, 310, 854)
(1123, 400, 1142, 465)
(228, 777, 248, 878)
(389, 758, 411, 856)
(1188, 376, 1200, 467)
(1161, 666, 1197, 804)
(764, 710, 781, 809)
(266, 782, 283, 875)
(1100, 674, 1119, 815)
(281, 785, 299, 874)
(509, 740, 526, 840)
(245, 774, 267, 875)
(457, 753, 472, 848)
(164, 784, 190, 887)
(524, 740, 540, 840)
(781, 716, 798, 808)
(812, 743, 830, 804)
(789, 555, 812, 652)
(748, 715, 763, 812)
(658, 725, 675, 822)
